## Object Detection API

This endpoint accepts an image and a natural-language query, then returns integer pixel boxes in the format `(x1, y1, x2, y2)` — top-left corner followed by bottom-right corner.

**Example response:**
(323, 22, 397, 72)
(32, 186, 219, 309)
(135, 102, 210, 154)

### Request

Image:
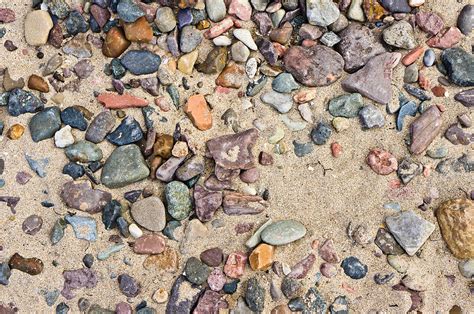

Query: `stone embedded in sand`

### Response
(206, 128, 258, 170)
(283, 45, 344, 87)
(97, 92, 148, 109)
(287, 254, 316, 279)
(216, 63, 246, 88)
(437, 198, 474, 259)
(194, 185, 223, 222)
(196, 46, 228, 74)
(60, 180, 112, 214)
(318, 239, 340, 263)
(123, 16, 153, 43)
(61, 268, 98, 300)
(342, 52, 401, 104)
(458, 5, 473, 35)
(409, 105, 442, 155)
(120, 50, 161, 75)
(402, 46, 424, 66)
(194, 289, 229, 313)
(8, 253, 43, 275)
(8, 88, 44, 116)
(455, 89, 474, 107)
(415, 11, 444, 35)
(175, 155, 205, 181)
(223, 191, 267, 215)
(65, 140, 103, 162)
(24, 10, 53, 46)
(165, 181, 193, 221)
(386, 210, 435, 256)
(166, 276, 202, 313)
(27, 74, 49, 93)
(200, 247, 224, 267)
(249, 243, 274, 271)
(65, 215, 97, 242)
(133, 234, 166, 254)
(0, 8, 15, 23)
(143, 247, 180, 272)
(441, 48, 474, 87)
(184, 94, 213, 131)
(261, 220, 307, 246)
(118, 274, 140, 297)
(131, 196, 166, 232)
(156, 156, 185, 182)
(102, 27, 131, 58)
(178, 51, 199, 75)
(224, 252, 247, 278)
(366, 148, 398, 175)
(426, 27, 463, 49)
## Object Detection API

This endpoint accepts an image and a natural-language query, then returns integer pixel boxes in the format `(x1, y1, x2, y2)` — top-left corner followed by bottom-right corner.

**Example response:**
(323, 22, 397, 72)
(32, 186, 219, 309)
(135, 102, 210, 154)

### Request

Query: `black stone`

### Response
(223, 280, 239, 294)
(245, 277, 265, 312)
(61, 107, 88, 131)
(65, 11, 89, 35)
(111, 58, 126, 79)
(102, 199, 122, 230)
(106, 116, 143, 145)
(341, 256, 368, 279)
(441, 48, 474, 87)
(63, 162, 85, 179)
(83, 254, 94, 268)
(7, 88, 44, 117)
(124, 190, 142, 203)
(56, 302, 70, 314)
(311, 122, 332, 145)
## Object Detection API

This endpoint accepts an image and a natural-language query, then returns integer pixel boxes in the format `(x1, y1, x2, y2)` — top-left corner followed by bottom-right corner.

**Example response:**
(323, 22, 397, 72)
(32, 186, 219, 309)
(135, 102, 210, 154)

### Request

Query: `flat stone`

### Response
(441, 48, 474, 87)
(102, 27, 131, 58)
(86, 111, 115, 143)
(409, 105, 442, 155)
(133, 234, 166, 254)
(65, 140, 102, 163)
(29, 106, 61, 142)
(175, 155, 205, 181)
(386, 210, 435, 256)
(101, 144, 149, 188)
(131, 196, 166, 232)
(61, 268, 97, 300)
(143, 247, 179, 272)
(200, 247, 223, 267)
(22, 215, 43, 235)
(359, 104, 384, 129)
(194, 185, 222, 222)
(155, 7, 176, 32)
(426, 27, 462, 49)
(383, 20, 416, 50)
(375, 228, 405, 255)
(118, 274, 140, 297)
(379, 0, 411, 13)
(61, 106, 88, 131)
(306, 0, 340, 27)
(60, 180, 111, 214)
(117, 0, 144, 22)
(261, 220, 306, 246)
(24, 10, 53, 46)
(245, 277, 265, 312)
(180, 26, 203, 53)
(166, 276, 201, 313)
(206, 0, 227, 22)
(184, 257, 210, 285)
(261, 91, 293, 113)
(65, 215, 97, 242)
(366, 148, 398, 175)
(156, 156, 185, 182)
(120, 50, 161, 75)
(196, 47, 227, 74)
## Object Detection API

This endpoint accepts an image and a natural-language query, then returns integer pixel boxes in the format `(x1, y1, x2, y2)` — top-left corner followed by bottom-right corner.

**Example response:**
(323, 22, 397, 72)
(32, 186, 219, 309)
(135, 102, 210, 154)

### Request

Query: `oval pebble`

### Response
(423, 49, 435, 67)
(260, 220, 306, 246)
(341, 256, 368, 279)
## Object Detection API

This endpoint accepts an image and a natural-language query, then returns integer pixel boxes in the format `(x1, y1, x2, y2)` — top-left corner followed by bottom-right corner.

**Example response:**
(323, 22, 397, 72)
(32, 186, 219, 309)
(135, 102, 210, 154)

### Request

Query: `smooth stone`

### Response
(245, 277, 265, 312)
(200, 247, 224, 267)
(260, 220, 306, 245)
(320, 31, 341, 47)
(206, 0, 227, 22)
(457, 5, 473, 35)
(233, 29, 257, 50)
(359, 105, 385, 129)
(65, 215, 97, 242)
(60, 181, 111, 213)
(379, 0, 411, 13)
(7, 88, 44, 116)
(101, 144, 149, 188)
(396, 97, 417, 131)
(409, 105, 442, 155)
(134, 234, 166, 254)
(117, 0, 144, 22)
(374, 228, 404, 255)
(455, 89, 474, 107)
(86, 111, 115, 143)
(118, 274, 140, 297)
(24, 10, 53, 46)
(231, 41, 250, 62)
(329, 296, 349, 314)
(155, 7, 176, 32)
(50, 219, 67, 245)
(311, 121, 332, 144)
(347, 0, 365, 21)
(386, 210, 435, 256)
(131, 197, 166, 232)
(184, 257, 210, 285)
(272, 73, 300, 93)
(55, 125, 75, 148)
(120, 50, 161, 75)
(65, 140, 102, 163)
(8, 253, 43, 275)
(61, 107, 88, 131)
(22, 215, 43, 235)
(341, 256, 368, 279)
(106, 116, 143, 145)
(261, 91, 293, 113)
(29, 106, 61, 142)
(328, 93, 363, 118)
(293, 140, 314, 157)
(165, 181, 192, 221)
(423, 49, 435, 67)
(441, 48, 474, 87)
(306, 0, 340, 27)
(180, 26, 203, 53)
(383, 20, 416, 49)
(458, 259, 474, 278)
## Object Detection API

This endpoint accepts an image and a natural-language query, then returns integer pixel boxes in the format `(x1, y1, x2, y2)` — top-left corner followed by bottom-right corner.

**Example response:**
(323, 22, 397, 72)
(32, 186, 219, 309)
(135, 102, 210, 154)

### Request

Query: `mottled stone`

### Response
(133, 234, 166, 254)
(409, 105, 442, 155)
(29, 106, 61, 142)
(60, 180, 111, 214)
(441, 48, 474, 87)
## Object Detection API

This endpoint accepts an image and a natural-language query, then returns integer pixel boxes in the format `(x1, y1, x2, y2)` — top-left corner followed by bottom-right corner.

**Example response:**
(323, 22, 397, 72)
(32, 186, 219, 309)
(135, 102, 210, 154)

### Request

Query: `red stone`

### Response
(331, 142, 342, 158)
(426, 27, 463, 49)
(224, 252, 247, 278)
(0, 8, 15, 23)
(97, 92, 148, 109)
(366, 148, 398, 175)
(133, 234, 166, 254)
(401, 46, 424, 66)
(415, 11, 444, 36)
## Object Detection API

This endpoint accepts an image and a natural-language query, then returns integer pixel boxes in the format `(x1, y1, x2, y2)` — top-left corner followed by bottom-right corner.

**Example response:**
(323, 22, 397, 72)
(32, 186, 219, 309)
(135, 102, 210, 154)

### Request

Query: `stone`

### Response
(415, 11, 444, 36)
(98, 93, 148, 109)
(61, 268, 98, 300)
(222, 191, 267, 215)
(180, 26, 203, 53)
(175, 155, 205, 181)
(7, 88, 44, 116)
(458, 259, 474, 278)
(117, 0, 144, 22)
(228, 0, 252, 20)
(86, 111, 115, 143)
(166, 276, 201, 313)
(249, 243, 274, 270)
(177, 51, 198, 75)
(245, 277, 265, 312)
(65, 140, 102, 163)
(62, 35, 92, 58)
(206, 0, 226, 22)
(261, 220, 306, 245)
(133, 234, 166, 254)
(153, 288, 169, 304)
(28, 107, 61, 142)
(207, 268, 226, 291)
(437, 199, 474, 259)
(269, 22, 293, 45)
(329, 296, 349, 314)
(156, 156, 185, 182)
(3, 69, 24, 91)
(261, 91, 293, 113)
(426, 27, 463, 49)
(423, 49, 436, 67)
(375, 228, 405, 255)
(328, 93, 364, 118)
(455, 89, 474, 107)
(183, 94, 212, 131)
(97, 243, 126, 260)
(197, 47, 228, 74)
(102, 27, 131, 58)
(123, 17, 152, 43)
(24, 10, 53, 46)
(200, 248, 223, 267)
(0, 8, 15, 23)
(341, 256, 368, 279)
(306, 0, 340, 27)
(61, 180, 111, 213)
(27, 74, 49, 93)
(216, 63, 245, 88)
(366, 148, 397, 175)
(65, 215, 97, 242)
(9, 253, 43, 275)
(359, 105, 385, 129)
(101, 144, 149, 188)
(281, 277, 302, 299)
(184, 257, 210, 285)
(224, 252, 247, 278)
(284, 45, 344, 87)
(256, 38, 278, 65)
(320, 31, 341, 47)
(379, 0, 410, 13)
(6, 124, 24, 140)
(409, 105, 442, 155)
(383, 20, 416, 49)
(165, 181, 192, 220)
(143, 246, 179, 272)
(194, 290, 228, 313)
(65, 11, 88, 35)
(231, 41, 250, 62)
(106, 116, 143, 145)
(311, 122, 332, 145)
(397, 158, 422, 184)
(120, 50, 161, 75)
(272, 73, 300, 93)
(22, 215, 43, 235)
(131, 197, 166, 232)
(319, 239, 340, 263)
(0, 263, 11, 285)
(155, 7, 176, 33)
(386, 210, 435, 256)
(90, 4, 110, 28)
(342, 52, 401, 104)
(458, 5, 473, 35)
(61, 107, 88, 131)
(118, 274, 140, 297)
(441, 48, 474, 87)
(194, 185, 222, 222)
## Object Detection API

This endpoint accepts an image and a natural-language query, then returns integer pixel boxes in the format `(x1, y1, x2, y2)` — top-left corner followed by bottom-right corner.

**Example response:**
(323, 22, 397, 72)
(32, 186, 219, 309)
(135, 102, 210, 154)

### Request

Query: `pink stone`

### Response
(224, 252, 247, 278)
(415, 11, 444, 35)
(320, 262, 337, 278)
(207, 268, 226, 291)
(287, 254, 316, 279)
(115, 302, 132, 314)
(133, 234, 166, 254)
(0, 8, 15, 23)
(426, 27, 463, 49)
(204, 17, 234, 39)
(366, 148, 398, 175)
(409, 106, 442, 155)
(215, 86, 232, 94)
(228, 0, 252, 21)
(318, 239, 340, 263)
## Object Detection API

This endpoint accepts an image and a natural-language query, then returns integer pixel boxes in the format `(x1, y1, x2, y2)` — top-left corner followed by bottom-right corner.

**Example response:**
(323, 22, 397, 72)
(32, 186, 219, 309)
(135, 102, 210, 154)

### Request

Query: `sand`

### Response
(0, 0, 473, 312)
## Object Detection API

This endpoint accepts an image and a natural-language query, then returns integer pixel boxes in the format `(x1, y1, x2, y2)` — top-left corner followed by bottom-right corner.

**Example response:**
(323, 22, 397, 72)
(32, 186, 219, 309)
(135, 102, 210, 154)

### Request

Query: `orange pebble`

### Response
(401, 46, 424, 66)
(331, 142, 342, 158)
(249, 243, 275, 271)
(184, 94, 213, 131)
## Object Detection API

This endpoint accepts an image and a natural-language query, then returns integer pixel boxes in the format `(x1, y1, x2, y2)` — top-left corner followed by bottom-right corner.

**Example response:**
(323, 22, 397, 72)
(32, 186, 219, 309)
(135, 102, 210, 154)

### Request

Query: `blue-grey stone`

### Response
(63, 162, 85, 179)
(311, 122, 332, 145)
(25, 154, 48, 177)
(117, 0, 144, 22)
(61, 107, 88, 131)
(102, 200, 122, 230)
(65, 214, 98, 241)
(457, 5, 473, 35)
(0, 262, 11, 286)
(261, 219, 306, 245)
(379, 0, 410, 13)
(293, 140, 314, 157)
(65, 140, 103, 163)
(396, 95, 417, 131)
(51, 218, 67, 245)
(328, 93, 364, 118)
(359, 104, 384, 129)
(423, 49, 435, 67)
(404, 84, 431, 101)
(120, 50, 161, 75)
(441, 47, 474, 87)
(97, 243, 126, 260)
(7, 88, 44, 116)
(42, 289, 60, 306)
(65, 11, 89, 35)
(272, 73, 300, 93)
(341, 256, 368, 279)
(106, 116, 143, 145)
(179, 25, 203, 53)
(29, 106, 62, 142)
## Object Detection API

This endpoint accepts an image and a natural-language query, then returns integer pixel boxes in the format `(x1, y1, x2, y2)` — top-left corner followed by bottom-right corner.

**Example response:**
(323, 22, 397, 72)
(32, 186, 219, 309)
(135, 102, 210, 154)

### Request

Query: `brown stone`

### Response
(249, 243, 274, 271)
(133, 234, 166, 254)
(28, 74, 49, 92)
(102, 27, 131, 58)
(143, 247, 180, 272)
(8, 253, 43, 275)
(269, 22, 293, 44)
(184, 94, 213, 131)
(7, 124, 25, 140)
(215, 63, 245, 89)
(401, 46, 424, 66)
(271, 304, 292, 314)
(363, 0, 387, 22)
(200, 247, 223, 267)
(437, 198, 474, 259)
(123, 17, 153, 43)
(222, 191, 267, 215)
(60, 180, 112, 214)
(153, 134, 174, 159)
(409, 105, 442, 155)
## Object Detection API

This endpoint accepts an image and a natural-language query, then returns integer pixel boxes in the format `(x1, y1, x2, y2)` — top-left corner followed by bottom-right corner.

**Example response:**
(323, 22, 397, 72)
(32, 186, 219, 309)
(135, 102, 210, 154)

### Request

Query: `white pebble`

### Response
(241, 98, 253, 110)
(233, 29, 258, 50)
(54, 125, 74, 148)
(213, 35, 232, 46)
(129, 223, 143, 238)
(153, 288, 169, 303)
(245, 58, 258, 79)
(408, 0, 424, 6)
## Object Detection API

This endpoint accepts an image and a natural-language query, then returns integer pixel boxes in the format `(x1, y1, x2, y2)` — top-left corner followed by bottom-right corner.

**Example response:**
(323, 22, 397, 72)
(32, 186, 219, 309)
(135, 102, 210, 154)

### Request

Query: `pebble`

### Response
(29, 106, 62, 143)
(101, 144, 149, 188)
(28, 74, 49, 93)
(311, 122, 332, 144)
(64, 140, 102, 163)
(427, 27, 462, 49)
(180, 26, 203, 53)
(131, 196, 166, 232)
(117, 0, 144, 22)
(458, 259, 474, 278)
(379, 0, 410, 13)
(328, 93, 364, 118)
(231, 42, 250, 62)
(359, 104, 385, 129)
(415, 11, 444, 36)
(272, 73, 300, 93)
(118, 274, 140, 297)
(320, 31, 341, 47)
(61, 107, 88, 131)
(269, 22, 292, 44)
(245, 277, 265, 312)
(15, 171, 32, 185)
(0, 8, 15, 23)
(249, 243, 274, 270)
(329, 296, 349, 314)
(366, 148, 398, 175)
(86, 111, 115, 143)
(184, 257, 210, 285)
(61, 180, 111, 213)
(396, 97, 417, 131)
(260, 220, 306, 245)
(22, 215, 43, 235)
(102, 27, 131, 58)
(7, 124, 24, 140)
(65, 11, 89, 35)
(306, 0, 340, 27)
(8, 88, 44, 116)
(9, 253, 43, 275)
(106, 116, 143, 145)
(386, 210, 435, 256)
(375, 228, 404, 255)
(216, 63, 246, 88)
(65, 215, 97, 242)
(319, 239, 340, 263)
(183, 94, 212, 130)
(455, 89, 474, 107)
(133, 234, 166, 254)
(347, 0, 365, 21)
(25, 154, 48, 178)
(51, 219, 67, 245)
(152, 288, 169, 304)
(423, 49, 436, 67)
(165, 181, 192, 220)
(154, 7, 176, 32)
(457, 5, 473, 35)
(233, 29, 257, 50)
(409, 105, 442, 155)
(341, 256, 368, 279)
(261, 91, 293, 113)
(200, 248, 224, 267)
(61, 268, 98, 300)
(166, 276, 202, 313)
(120, 50, 161, 75)
(82, 254, 94, 268)
(196, 47, 228, 74)
(24, 10, 53, 46)
(55, 126, 75, 148)
(441, 48, 474, 87)
(97, 243, 126, 261)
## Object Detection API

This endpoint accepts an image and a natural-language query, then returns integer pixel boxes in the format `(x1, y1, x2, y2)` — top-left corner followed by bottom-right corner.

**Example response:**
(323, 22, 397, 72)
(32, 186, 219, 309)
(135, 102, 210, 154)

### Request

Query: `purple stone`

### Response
(177, 8, 193, 29)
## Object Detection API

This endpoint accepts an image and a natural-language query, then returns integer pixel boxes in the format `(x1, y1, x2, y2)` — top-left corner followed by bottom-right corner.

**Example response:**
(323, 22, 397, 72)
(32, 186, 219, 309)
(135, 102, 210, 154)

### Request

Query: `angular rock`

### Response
(65, 140, 103, 163)
(7, 88, 44, 116)
(29, 107, 61, 142)
(166, 276, 202, 313)
(24, 10, 53, 46)
(194, 185, 222, 222)
(415, 11, 444, 36)
(61, 268, 97, 300)
(245, 277, 265, 312)
(455, 89, 474, 107)
(426, 27, 462, 49)
(65, 215, 97, 242)
(441, 48, 474, 87)
(106, 116, 143, 145)
(306, 0, 340, 27)
(61, 180, 111, 214)
(409, 105, 442, 155)
(86, 111, 115, 143)
(98, 93, 148, 109)
(133, 234, 166, 254)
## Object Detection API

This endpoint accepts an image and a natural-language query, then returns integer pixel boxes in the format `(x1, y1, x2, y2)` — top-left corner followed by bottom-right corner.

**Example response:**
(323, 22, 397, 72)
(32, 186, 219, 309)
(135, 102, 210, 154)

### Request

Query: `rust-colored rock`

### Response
(363, 0, 387, 22)
(97, 92, 148, 109)
(7, 124, 25, 140)
(432, 85, 447, 97)
(402, 46, 424, 66)
(249, 243, 275, 271)
(143, 247, 180, 272)
(271, 304, 292, 314)
(215, 63, 245, 89)
(9, 253, 43, 275)
(153, 134, 174, 159)
(426, 27, 463, 49)
(224, 252, 247, 278)
(28, 74, 49, 93)
(367, 148, 398, 175)
(409, 105, 442, 155)
(102, 27, 131, 58)
(133, 234, 166, 254)
(184, 94, 213, 131)
(437, 198, 474, 259)
(123, 17, 153, 43)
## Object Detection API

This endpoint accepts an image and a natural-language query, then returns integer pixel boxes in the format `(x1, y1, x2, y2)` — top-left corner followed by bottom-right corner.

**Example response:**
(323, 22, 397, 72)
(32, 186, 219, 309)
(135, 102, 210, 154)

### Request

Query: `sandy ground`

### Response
(0, 0, 473, 312)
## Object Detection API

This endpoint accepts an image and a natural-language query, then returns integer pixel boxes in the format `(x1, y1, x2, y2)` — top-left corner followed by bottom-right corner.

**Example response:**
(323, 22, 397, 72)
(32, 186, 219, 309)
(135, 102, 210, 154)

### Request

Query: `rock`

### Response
(133, 234, 166, 254)
(256, 37, 278, 65)
(175, 155, 205, 181)
(397, 158, 422, 184)
(27, 74, 49, 92)
(24, 10, 53, 46)
(245, 277, 265, 312)
(197, 47, 228, 74)
(155, 7, 176, 32)
(207, 128, 258, 170)
(102, 200, 122, 230)
(61, 180, 111, 213)
(22, 215, 43, 235)
(184, 257, 210, 285)
(281, 277, 302, 300)
(194, 290, 228, 313)
(261, 220, 306, 246)
(216, 63, 245, 88)
(165, 181, 192, 220)
(261, 91, 293, 113)
(383, 20, 416, 49)
(341, 256, 367, 279)
(120, 50, 161, 75)
(200, 248, 223, 267)
(117, 0, 144, 22)
(272, 73, 300, 93)
(61, 106, 88, 131)
(166, 276, 201, 313)
(328, 93, 364, 118)
(90, 4, 110, 28)
(131, 197, 166, 232)
(386, 210, 435, 256)
(118, 274, 140, 297)
(249, 243, 274, 270)
(458, 259, 474, 278)
(143, 246, 179, 272)
(320, 31, 341, 47)
(231, 41, 250, 62)
(402, 46, 424, 66)
(426, 27, 462, 49)
(415, 11, 444, 36)
(437, 199, 474, 259)
(233, 29, 257, 51)
(42, 55, 63, 76)
(101, 144, 149, 188)
(206, 0, 227, 22)
(7, 88, 44, 116)
(375, 228, 405, 255)
(97, 243, 126, 260)
(102, 27, 131, 58)
(224, 252, 247, 278)
(404, 64, 418, 83)
(29, 107, 61, 142)
(458, 5, 473, 35)
(86, 111, 115, 143)
(3, 69, 24, 91)
(342, 52, 401, 104)
(228, 0, 252, 20)
(366, 148, 397, 175)
(455, 89, 474, 107)
(65, 140, 102, 163)
(311, 122, 332, 145)
(123, 17, 152, 43)
(441, 48, 474, 87)
(0, 262, 11, 286)
(183, 94, 213, 131)
(194, 185, 222, 222)
(359, 105, 385, 129)
(98, 93, 148, 109)
(178, 51, 199, 75)
(319, 239, 340, 263)
(409, 105, 442, 155)
(222, 191, 267, 215)
(8, 253, 43, 275)
(65, 215, 97, 242)
(207, 269, 226, 291)
(306, 0, 340, 27)
(379, 0, 410, 12)
(284, 45, 344, 87)
(180, 26, 203, 53)
(106, 116, 143, 145)
(0, 8, 15, 23)
(51, 219, 67, 245)
(62, 35, 92, 58)
(423, 49, 436, 67)
(61, 268, 98, 300)
(269, 22, 293, 44)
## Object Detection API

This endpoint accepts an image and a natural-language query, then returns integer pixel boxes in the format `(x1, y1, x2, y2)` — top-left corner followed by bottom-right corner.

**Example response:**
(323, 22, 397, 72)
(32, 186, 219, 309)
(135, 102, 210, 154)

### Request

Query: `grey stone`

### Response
(120, 50, 161, 75)
(7, 88, 44, 116)
(29, 106, 61, 142)
(165, 181, 192, 221)
(328, 93, 364, 118)
(65, 140, 103, 163)
(86, 111, 115, 143)
(261, 220, 306, 245)
(383, 20, 417, 49)
(359, 104, 385, 129)
(131, 197, 166, 232)
(65, 215, 97, 242)
(306, 0, 340, 27)
(441, 48, 474, 87)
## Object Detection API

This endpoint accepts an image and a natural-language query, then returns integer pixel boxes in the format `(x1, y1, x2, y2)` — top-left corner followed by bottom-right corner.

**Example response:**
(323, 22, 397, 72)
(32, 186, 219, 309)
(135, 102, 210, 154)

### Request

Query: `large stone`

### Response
(261, 220, 306, 246)
(284, 45, 344, 87)
(341, 52, 401, 104)
(165, 181, 192, 221)
(7, 88, 44, 116)
(306, 0, 340, 27)
(441, 48, 474, 87)
(383, 20, 417, 49)
(120, 50, 161, 75)
(437, 198, 474, 259)
(455, 89, 474, 107)
(24, 10, 53, 46)
(60, 180, 112, 214)
(29, 107, 61, 142)
(131, 197, 166, 232)
(101, 144, 149, 188)
(409, 106, 442, 155)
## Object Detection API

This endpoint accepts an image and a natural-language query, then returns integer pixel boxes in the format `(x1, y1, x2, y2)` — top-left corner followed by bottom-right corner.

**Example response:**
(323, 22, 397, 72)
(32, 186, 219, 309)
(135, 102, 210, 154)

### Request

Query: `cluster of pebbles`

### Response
(0, 0, 473, 312)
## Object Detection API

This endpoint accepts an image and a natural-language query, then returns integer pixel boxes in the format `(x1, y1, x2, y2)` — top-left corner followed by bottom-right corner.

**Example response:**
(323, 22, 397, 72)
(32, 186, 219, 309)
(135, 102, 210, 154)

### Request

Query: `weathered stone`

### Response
(133, 234, 166, 254)
(29, 107, 61, 142)
(60, 180, 111, 214)
(409, 106, 442, 155)
(441, 48, 474, 87)
(131, 196, 166, 232)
